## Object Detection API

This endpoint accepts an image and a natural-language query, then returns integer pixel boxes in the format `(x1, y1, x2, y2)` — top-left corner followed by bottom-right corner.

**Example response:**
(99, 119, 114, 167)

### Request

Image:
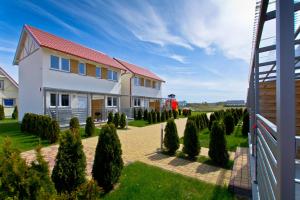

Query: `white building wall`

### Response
(131, 79, 162, 98)
(18, 48, 44, 121)
(0, 74, 18, 117)
(41, 49, 121, 95)
(120, 73, 132, 109)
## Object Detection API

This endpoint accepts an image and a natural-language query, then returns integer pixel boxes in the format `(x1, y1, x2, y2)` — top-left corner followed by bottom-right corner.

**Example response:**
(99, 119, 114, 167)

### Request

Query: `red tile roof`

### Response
(114, 58, 164, 82)
(24, 25, 126, 70)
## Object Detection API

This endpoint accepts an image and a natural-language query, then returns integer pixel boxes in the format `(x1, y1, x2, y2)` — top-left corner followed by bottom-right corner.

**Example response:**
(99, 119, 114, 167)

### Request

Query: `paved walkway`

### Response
(21, 118, 233, 186)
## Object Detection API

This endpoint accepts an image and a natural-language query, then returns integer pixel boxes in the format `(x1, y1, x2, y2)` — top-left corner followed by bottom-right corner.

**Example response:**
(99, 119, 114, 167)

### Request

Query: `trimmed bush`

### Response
(70, 117, 80, 133)
(152, 110, 157, 123)
(133, 108, 137, 120)
(143, 109, 148, 121)
(165, 110, 169, 120)
(168, 110, 172, 119)
(161, 110, 166, 122)
(49, 120, 60, 143)
(148, 112, 153, 124)
(119, 113, 126, 129)
(173, 110, 178, 119)
(12, 106, 18, 120)
(0, 104, 4, 120)
(183, 120, 200, 159)
(163, 118, 179, 155)
(107, 112, 113, 124)
(242, 111, 250, 136)
(156, 111, 161, 123)
(113, 112, 120, 128)
(208, 113, 216, 131)
(208, 121, 229, 167)
(52, 130, 87, 193)
(92, 124, 123, 192)
(223, 113, 234, 135)
(85, 117, 95, 137)
(137, 109, 143, 120)
(178, 109, 182, 116)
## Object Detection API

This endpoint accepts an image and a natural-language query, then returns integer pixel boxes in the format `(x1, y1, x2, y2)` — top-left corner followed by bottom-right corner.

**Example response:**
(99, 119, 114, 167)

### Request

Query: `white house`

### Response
(0, 67, 18, 117)
(13, 25, 127, 125)
(115, 58, 165, 114)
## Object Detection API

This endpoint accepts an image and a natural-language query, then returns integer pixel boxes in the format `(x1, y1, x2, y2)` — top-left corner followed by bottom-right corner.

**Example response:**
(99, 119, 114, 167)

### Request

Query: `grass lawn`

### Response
(128, 119, 149, 127)
(180, 122, 248, 152)
(0, 119, 100, 153)
(0, 119, 51, 153)
(103, 162, 236, 200)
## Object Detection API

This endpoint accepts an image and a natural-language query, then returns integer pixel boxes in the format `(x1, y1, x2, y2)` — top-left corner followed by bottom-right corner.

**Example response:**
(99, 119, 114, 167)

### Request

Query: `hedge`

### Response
(0, 105, 4, 120)
(21, 113, 60, 143)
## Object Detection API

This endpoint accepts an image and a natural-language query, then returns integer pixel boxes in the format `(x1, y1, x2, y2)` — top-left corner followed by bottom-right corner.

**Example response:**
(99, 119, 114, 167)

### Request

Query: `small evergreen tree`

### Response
(0, 104, 4, 120)
(69, 117, 80, 133)
(137, 109, 142, 120)
(119, 113, 126, 129)
(223, 113, 234, 135)
(156, 111, 161, 122)
(152, 110, 157, 123)
(178, 109, 182, 116)
(183, 120, 200, 159)
(208, 113, 216, 131)
(113, 112, 120, 128)
(12, 106, 18, 120)
(163, 119, 179, 155)
(85, 117, 95, 137)
(173, 110, 178, 119)
(208, 121, 229, 167)
(165, 110, 169, 120)
(48, 120, 60, 143)
(168, 110, 172, 119)
(107, 112, 113, 124)
(143, 109, 148, 121)
(161, 110, 166, 122)
(92, 124, 123, 192)
(242, 111, 250, 136)
(51, 130, 86, 193)
(133, 108, 137, 120)
(148, 112, 153, 124)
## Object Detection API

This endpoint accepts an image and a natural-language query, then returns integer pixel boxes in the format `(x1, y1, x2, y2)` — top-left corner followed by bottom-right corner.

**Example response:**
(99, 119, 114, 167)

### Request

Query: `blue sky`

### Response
(0, 0, 255, 102)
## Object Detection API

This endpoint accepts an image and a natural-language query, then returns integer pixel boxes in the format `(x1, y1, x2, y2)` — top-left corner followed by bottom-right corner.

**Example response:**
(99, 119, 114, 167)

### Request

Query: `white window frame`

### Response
(134, 77, 140, 86)
(107, 69, 118, 81)
(78, 62, 86, 75)
(50, 55, 70, 72)
(0, 80, 4, 90)
(3, 98, 15, 107)
(106, 96, 117, 107)
(96, 66, 101, 78)
(50, 93, 57, 107)
(50, 55, 60, 70)
(61, 57, 70, 72)
(134, 98, 141, 107)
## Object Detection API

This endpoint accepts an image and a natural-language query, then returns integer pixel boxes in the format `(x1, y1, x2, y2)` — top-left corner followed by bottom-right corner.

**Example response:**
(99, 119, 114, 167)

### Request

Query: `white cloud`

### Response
(168, 54, 187, 63)
(0, 47, 15, 53)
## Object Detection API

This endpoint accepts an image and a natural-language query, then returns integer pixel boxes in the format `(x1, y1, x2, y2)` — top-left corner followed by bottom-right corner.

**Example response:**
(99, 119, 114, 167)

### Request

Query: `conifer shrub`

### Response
(119, 113, 126, 129)
(156, 111, 161, 122)
(183, 120, 200, 159)
(85, 117, 95, 137)
(163, 118, 179, 155)
(178, 109, 182, 116)
(69, 117, 80, 133)
(148, 112, 153, 124)
(143, 109, 148, 121)
(92, 124, 123, 192)
(0, 104, 4, 120)
(165, 110, 169, 120)
(208, 121, 229, 167)
(107, 112, 113, 124)
(21, 113, 30, 132)
(71, 179, 102, 200)
(49, 120, 60, 143)
(133, 108, 137, 120)
(208, 113, 216, 131)
(223, 113, 234, 135)
(173, 110, 178, 119)
(152, 110, 157, 123)
(137, 109, 143, 120)
(113, 112, 120, 128)
(182, 109, 188, 117)
(242, 111, 250, 136)
(52, 130, 87, 193)
(168, 110, 172, 119)
(12, 106, 18, 120)
(161, 110, 166, 122)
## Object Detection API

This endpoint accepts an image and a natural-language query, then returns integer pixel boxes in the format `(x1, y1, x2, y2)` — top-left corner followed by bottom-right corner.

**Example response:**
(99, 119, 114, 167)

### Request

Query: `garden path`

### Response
(21, 117, 232, 186)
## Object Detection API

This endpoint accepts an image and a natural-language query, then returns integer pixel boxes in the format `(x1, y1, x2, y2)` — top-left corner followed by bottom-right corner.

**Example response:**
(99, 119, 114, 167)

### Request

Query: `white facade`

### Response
(0, 68, 18, 117)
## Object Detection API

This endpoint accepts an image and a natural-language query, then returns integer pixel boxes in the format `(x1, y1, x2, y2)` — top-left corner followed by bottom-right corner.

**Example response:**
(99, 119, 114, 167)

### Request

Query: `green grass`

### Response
(0, 119, 50, 153)
(103, 162, 236, 200)
(180, 123, 248, 152)
(128, 120, 149, 127)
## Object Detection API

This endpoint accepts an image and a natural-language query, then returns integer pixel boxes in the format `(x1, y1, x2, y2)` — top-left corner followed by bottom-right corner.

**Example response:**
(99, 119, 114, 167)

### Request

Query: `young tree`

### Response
(223, 113, 234, 135)
(137, 109, 143, 120)
(107, 112, 113, 124)
(12, 106, 18, 120)
(113, 112, 120, 128)
(208, 113, 216, 131)
(160, 110, 166, 122)
(242, 111, 250, 136)
(156, 111, 161, 122)
(69, 117, 80, 133)
(0, 104, 4, 120)
(133, 108, 137, 120)
(51, 130, 87, 193)
(183, 120, 200, 159)
(163, 119, 179, 155)
(173, 110, 178, 119)
(208, 121, 229, 167)
(92, 124, 123, 192)
(143, 109, 148, 121)
(48, 120, 60, 143)
(85, 117, 95, 137)
(152, 110, 157, 123)
(119, 113, 126, 129)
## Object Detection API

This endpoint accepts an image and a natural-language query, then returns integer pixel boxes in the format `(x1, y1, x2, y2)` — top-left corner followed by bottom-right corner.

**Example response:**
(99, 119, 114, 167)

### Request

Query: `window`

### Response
(3, 99, 14, 107)
(107, 96, 117, 107)
(152, 81, 157, 89)
(78, 63, 86, 75)
(50, 93, 57, 106)
(134, 77, 140, 86)
(134, 98, 141, 107)
(108, 70, 118, 81)
(145, 79, 151, 87)
(156, 82, 161, 89)
(96, 67, 101, 78)
(50, 55, 59, 70)
(61, 58, 70, 72)
(61, 94, 70, 107)
(0, 80, 3, 90)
